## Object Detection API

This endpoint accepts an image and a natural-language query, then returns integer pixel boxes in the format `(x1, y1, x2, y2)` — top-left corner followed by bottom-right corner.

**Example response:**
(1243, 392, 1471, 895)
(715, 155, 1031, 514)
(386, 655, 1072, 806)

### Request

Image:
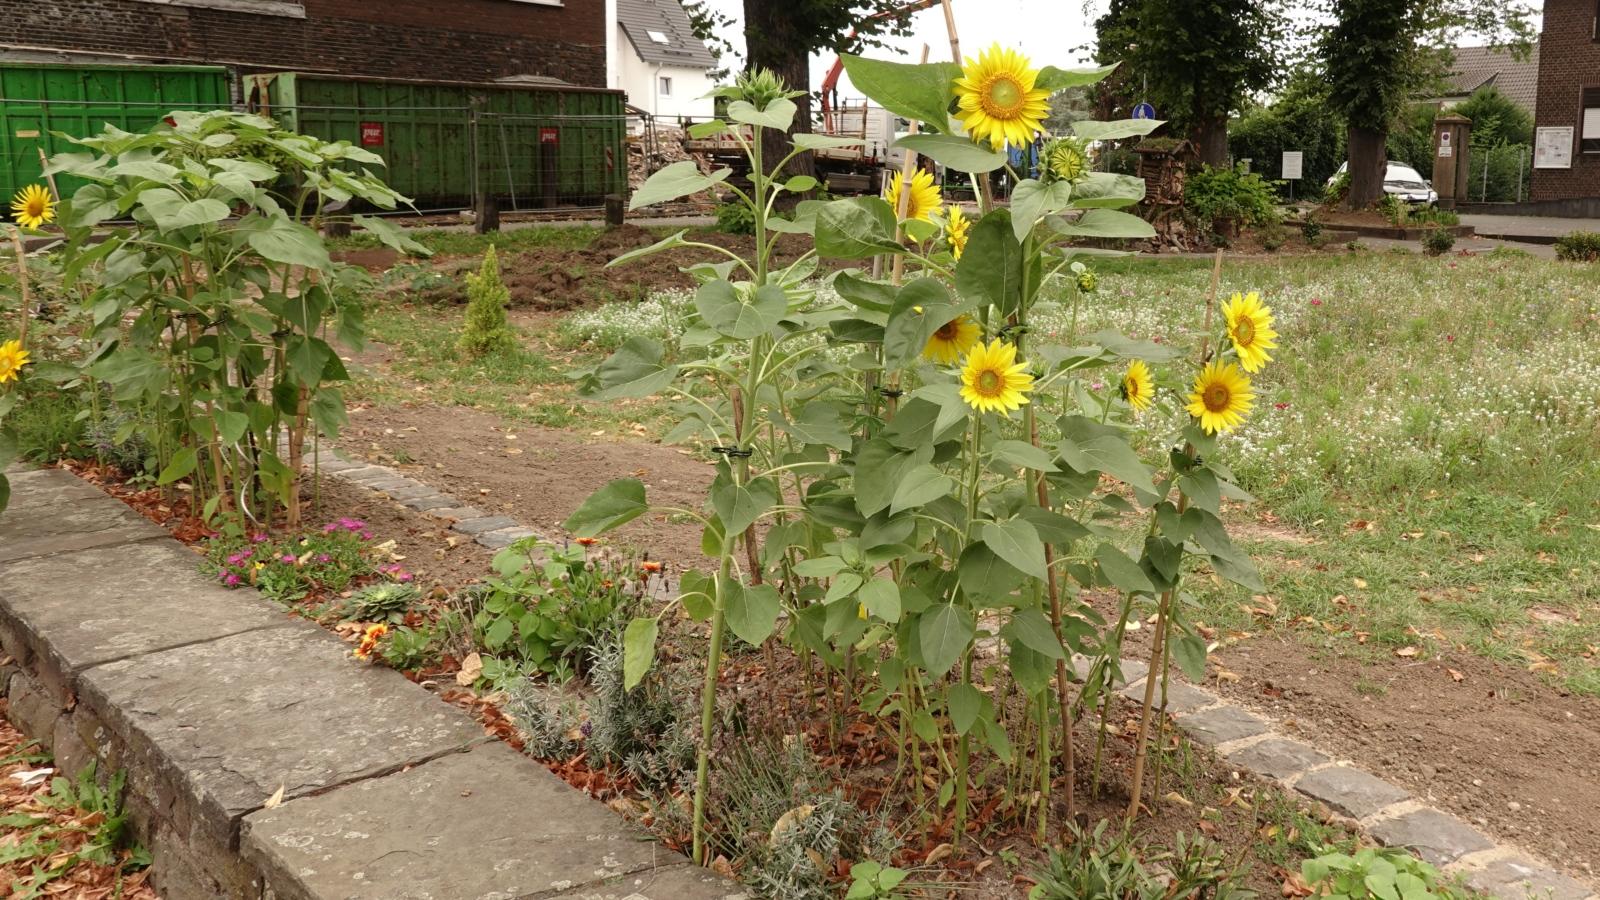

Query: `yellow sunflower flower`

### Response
(1221, 291, 1278, 373)
(10, 184, 55, 230)
(1185, 360, 1254, 434)
(945, 206, 972, 259)
(0, 340, 31, 384)
(953, 44, 1051, 150)
(886, 169, 943, 222)
(959, 339, 1033, 417)
(923, 314, 981, 364)
(1122, 359, 1154, 413)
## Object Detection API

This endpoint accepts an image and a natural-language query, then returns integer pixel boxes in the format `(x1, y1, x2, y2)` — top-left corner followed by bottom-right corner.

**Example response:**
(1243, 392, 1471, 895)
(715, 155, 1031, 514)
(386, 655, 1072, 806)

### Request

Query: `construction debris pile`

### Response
(627, 125, 715, 190)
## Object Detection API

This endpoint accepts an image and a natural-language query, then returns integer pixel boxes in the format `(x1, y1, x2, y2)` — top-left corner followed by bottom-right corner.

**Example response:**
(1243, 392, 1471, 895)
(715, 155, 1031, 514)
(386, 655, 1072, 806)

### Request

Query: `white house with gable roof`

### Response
(605, 0, 717, 121)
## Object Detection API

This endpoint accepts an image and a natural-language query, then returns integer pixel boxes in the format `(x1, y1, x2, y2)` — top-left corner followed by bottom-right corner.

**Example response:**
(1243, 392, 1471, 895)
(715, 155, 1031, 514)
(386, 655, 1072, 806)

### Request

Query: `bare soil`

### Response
(306, 474, 497, 593)
(1207, 637, 1600, 884)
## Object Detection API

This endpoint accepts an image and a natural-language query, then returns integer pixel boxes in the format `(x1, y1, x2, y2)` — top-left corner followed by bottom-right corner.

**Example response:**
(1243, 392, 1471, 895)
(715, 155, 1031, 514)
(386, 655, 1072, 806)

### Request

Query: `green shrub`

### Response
(1422, 227, 1456, 257)
(1554, 230, 1600, 262)
(1029, 822, 1253, 900)
(714, 201, 757, 235)
(1301, 218, 1324, 247)
(342, 581, 422, 623)
(1259, 221, 1288, 252)
(1302, 846, 1469, 900)
(1185, 165, 1281, 227)
(457, 246, 518, 357)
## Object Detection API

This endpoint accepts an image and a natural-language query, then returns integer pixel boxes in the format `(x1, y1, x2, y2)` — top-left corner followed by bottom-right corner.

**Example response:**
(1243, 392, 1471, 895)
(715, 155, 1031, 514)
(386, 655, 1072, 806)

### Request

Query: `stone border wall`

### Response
(0, 466, 742, 900)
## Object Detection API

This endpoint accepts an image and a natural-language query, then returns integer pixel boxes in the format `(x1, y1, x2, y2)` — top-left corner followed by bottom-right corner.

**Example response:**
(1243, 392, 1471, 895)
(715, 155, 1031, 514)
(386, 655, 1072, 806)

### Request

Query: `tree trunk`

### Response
(1192, 114, 1229, 168)
(1345, 125, 1387, 209)
(743, 0, 816, 187)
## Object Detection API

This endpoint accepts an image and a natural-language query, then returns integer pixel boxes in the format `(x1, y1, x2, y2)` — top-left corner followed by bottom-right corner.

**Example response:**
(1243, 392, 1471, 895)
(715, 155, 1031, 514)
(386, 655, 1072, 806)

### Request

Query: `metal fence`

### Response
(1465, 143, 1532, 204)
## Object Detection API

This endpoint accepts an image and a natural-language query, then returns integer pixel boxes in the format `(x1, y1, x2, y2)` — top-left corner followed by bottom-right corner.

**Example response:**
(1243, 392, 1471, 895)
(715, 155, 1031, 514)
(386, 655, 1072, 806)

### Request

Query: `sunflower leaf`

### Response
(841, 56, 962, 133)
(1071, 119, 1167, 142)
(1036, 63, 1119, 93)
(895, 134, 1007, 173)
(956, 210, 1026, 313)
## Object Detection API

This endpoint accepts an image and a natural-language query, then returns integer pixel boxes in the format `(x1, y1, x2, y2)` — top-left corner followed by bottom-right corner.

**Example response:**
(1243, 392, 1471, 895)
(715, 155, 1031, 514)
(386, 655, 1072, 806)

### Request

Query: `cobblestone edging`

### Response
(0, 466, 743, 900)
(309, 443, 1599, 900)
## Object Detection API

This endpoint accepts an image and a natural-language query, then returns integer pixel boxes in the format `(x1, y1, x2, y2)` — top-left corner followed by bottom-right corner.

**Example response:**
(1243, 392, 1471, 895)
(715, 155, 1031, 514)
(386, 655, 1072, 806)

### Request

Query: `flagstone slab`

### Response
(243, 742, 734, 900)
(0, 468, 164, 563)
(77, 626, 485, 852)
(0, 540, 289, 677)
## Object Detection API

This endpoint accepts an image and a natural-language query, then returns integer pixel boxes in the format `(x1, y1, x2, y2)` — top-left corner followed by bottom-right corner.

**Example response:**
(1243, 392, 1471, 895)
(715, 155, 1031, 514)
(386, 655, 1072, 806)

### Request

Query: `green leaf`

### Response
(630, 160, 731, 210)
(246, 216, 333, 268)
(990, 439, 1056, 472)
(833, 271, 897, 314)
(727, 98, 797, 130)
(1051, 208, 1156, 240)
(890, 463, 955, 514)
(578, 337, 678, 400)
(1171, 632, 1208, 682)
(883, 277, 958, 371)
(214, 410, 249, 445)
(157, 447, 198, 486)
(955, 211, 1025, 313)
(678, 570, 715, 622)
(859, 577, 901, 622)
(687, 120, 728, 138)
(1005, 608, 1066, 659)
(793, 132, 867, 151)
(946, 682, 983, 735)
(981, 518, 1048, 580)
(1070, 172, 1146, 209)
(1057, 415, 1158, 497)
(840, 56, 962, 131)
(712, 474, 780, 536)
(919, 603, 974, 676)
(1182, 468, 1222, 515)
(138, 189, 231, 233)
(1084, 329, 1184, 362)
(622, 617, 659, 690)
(1020, 506, 1091, 546)
(725, 581, 782, 645)
(0, 474, 9, 516)
(816, 197, 903, 258)
(352, 214, 431, 256)
(1009, 179, 1074, 240)
(607, 229, 691, 268)
(793, 556, 847, 578)
(957, 541, 1026, 600)
(695, 280, 786, 339)
(853, 437, 932, 517)
(563, 478, 648, 537)
(783, 175, 819, 193)
(1036, 63, 1118, 92)
(896, 134, 1007, 172)
(1094, 542, 1156, 594)
(1071, 118, 1166, 142)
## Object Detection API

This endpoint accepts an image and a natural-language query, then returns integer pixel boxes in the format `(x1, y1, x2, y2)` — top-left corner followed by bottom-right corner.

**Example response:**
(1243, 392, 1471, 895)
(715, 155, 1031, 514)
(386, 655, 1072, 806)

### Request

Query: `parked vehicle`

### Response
(1326, 161, 1438, 205)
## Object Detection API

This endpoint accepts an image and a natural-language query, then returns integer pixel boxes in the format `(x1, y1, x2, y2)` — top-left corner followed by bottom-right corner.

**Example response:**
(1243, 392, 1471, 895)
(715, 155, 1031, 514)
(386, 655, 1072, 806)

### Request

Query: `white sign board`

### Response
(1281, 151, 1303, 180)
(1439, 145, 1452, 158)
(1535, 126, 1573, 169)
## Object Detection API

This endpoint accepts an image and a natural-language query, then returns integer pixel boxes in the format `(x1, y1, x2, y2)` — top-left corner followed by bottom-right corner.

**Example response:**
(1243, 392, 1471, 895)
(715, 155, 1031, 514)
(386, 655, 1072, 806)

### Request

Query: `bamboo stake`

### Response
(36, 148, 61, 203)
(887, 44, 931, 288)
(938, 0, 996, 213)
(7, 229, 31, 348)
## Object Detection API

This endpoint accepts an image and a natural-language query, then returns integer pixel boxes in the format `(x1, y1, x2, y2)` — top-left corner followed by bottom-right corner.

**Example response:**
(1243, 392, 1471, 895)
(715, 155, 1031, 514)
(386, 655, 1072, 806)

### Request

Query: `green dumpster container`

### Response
(0, 62, 231, 204)
(246, 73, 628, 211)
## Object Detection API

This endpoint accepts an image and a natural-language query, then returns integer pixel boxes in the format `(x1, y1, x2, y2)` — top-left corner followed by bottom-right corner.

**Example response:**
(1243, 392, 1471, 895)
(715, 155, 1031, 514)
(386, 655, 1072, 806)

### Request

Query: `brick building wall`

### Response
(1530, 0, 1600, 202)
(0, 0, 605, 87)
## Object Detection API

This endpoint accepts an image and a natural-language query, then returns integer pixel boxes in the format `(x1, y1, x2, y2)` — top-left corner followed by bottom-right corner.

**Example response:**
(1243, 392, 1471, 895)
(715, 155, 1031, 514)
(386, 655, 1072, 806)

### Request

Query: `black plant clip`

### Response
(876, 387, 905, 399)
(712, 445, 753, 459)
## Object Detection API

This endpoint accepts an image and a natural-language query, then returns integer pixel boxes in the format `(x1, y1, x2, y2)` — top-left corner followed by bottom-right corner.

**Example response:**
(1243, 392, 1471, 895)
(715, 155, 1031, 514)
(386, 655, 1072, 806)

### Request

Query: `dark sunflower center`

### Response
(977, 370, 1002, 394)
(1234, 318, 1256, 346)
(1125, 377, 1140, 399)
(935, 321, 960, 341)
(1203, 383, 1231, 412)
(986, 77, 1023, 114)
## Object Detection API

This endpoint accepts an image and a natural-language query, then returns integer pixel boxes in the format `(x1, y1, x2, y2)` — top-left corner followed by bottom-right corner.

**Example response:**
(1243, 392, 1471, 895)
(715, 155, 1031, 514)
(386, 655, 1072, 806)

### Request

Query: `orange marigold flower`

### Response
(576, 537, 598, 547)
(640, 560, 664, 574)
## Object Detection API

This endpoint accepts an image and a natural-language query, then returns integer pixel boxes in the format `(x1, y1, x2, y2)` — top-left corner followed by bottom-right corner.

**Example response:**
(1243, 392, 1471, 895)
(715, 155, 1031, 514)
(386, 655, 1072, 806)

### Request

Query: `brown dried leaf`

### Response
(457, 652, 484, 686)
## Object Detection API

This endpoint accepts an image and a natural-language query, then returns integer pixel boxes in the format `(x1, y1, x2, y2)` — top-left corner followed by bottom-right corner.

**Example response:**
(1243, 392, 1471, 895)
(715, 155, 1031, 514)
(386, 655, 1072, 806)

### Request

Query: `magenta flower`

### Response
(226, 551, 251, 565)
(223, 573, 242, 587)
(1310, 299, 1323, 307)
(317, 553, 332, 564)
(251, 533, 270, 544)
(280, 553, 297, 564)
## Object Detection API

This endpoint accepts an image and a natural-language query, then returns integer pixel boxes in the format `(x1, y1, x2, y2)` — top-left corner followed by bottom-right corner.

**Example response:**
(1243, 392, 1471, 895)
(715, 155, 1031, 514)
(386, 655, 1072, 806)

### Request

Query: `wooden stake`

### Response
(8, 228, 32, 348)
(36, 148, 61, 203)
(937, 0, 996, 213)
(887, 44, 931, 287)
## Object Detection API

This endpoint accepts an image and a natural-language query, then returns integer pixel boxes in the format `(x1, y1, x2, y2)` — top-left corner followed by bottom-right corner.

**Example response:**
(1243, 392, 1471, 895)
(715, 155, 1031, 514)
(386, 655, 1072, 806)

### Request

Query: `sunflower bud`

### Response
(1044, 138, 1090, 184)
(734, 68, 797, 112)
(1076, 269, 1098, 293)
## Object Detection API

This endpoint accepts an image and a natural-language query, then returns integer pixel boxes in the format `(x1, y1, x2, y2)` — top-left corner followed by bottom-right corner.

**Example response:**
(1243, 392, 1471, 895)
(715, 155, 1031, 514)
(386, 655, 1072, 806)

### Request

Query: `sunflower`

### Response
(1221, 291, 1278, 373)
(10, 184, 54, 230)
(886, 169, 943, 222)
(953, 44, 1051, 150)
(1185, 360, 1254, 434)
(945, 206, 972, 259)
(1121, 359, 1154, 413)
(1045, 138, 1090, 183)
(923, 314, 981, 364)
(959, 339, 1033, 417)
(0, 340, 30, 384)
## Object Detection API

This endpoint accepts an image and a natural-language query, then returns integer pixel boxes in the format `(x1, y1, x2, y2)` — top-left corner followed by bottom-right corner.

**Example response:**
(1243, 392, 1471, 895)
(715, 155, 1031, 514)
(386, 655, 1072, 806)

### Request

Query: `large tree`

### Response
(1095, 0, 1282, 167)
(1318, 0, 1534, 208)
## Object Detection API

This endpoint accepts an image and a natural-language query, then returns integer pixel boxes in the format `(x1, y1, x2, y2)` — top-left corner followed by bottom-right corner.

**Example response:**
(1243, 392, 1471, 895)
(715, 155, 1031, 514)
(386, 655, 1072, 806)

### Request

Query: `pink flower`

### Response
(1274, 402, 1289, 410)
(226, 551, 252, 565)
(359, 531, 372, 541)
(251, 533, 270, 544)
(223, 573, 242, 587)
(280, 553, 297, 564)
(317, 553, 332, 564)
(1446, 334, 1455, 343)
(1091, 381, 1104, 391)
(1310, 299, 1323, 307)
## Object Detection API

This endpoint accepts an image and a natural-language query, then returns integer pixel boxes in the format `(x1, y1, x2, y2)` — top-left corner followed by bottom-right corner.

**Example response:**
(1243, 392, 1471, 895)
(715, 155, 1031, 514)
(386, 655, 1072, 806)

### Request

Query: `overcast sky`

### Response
(697, 0, 1111, 96)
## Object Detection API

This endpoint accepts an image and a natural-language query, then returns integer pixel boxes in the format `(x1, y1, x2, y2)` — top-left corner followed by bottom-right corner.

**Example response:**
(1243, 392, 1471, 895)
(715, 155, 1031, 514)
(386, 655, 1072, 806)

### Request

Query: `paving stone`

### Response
(78, 625, 484, 852)
(1294, 766, 1409, 818)
(362, 476, 422, 494)
(0, 541, 288, 675)
(1224, 737, 1331, 780)
(453, 514, 522, 535)
(399, 492, 456, 511)
(242, 742, 722, 900)
(1368, 808, 1494, 866)
(0, 469, 165, 563)
(1118, 675, 1217, 714)
(1466, 856, 1594, 900)
(476, 526, 539, 549)
(429, 505, 486, 521)
(1072, 655, 1147, 686)
(543, 863, 751, 899)
(1176, 704, 1270, 747)
(337, 465, 396, 484)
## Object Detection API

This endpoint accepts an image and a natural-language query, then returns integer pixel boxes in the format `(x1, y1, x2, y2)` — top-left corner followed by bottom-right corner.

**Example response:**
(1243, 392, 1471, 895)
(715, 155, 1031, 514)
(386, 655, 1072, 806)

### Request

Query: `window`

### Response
(131, 0, 305, 16)
(659, 76, 673, 97)
(1584, 87, 1600, 153)
(647, 30, 671, 43)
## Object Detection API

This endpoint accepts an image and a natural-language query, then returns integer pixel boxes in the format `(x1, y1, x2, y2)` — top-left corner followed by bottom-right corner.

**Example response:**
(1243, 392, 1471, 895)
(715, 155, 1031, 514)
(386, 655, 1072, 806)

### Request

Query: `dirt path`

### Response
(329, 401, 1600, 886)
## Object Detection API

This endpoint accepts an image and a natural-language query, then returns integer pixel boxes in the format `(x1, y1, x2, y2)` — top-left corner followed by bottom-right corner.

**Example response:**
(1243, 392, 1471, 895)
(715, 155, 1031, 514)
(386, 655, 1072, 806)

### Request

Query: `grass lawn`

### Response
(353, 237, 1600, 694)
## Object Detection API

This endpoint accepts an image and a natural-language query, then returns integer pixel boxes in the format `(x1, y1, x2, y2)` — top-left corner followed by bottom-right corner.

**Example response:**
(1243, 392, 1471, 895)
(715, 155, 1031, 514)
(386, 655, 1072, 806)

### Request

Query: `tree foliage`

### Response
(1230, 71, 1348, 190)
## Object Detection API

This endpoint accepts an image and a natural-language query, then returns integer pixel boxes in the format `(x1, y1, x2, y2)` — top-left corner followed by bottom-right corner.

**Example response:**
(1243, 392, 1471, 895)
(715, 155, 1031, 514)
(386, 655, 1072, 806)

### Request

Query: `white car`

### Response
(1326, 162, 1438, 205)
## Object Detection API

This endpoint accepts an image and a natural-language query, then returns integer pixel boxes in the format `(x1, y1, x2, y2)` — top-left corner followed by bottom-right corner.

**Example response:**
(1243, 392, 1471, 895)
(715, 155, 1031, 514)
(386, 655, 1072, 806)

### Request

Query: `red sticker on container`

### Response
(539, 127, 559, 145)
(360, 122, 384, 146)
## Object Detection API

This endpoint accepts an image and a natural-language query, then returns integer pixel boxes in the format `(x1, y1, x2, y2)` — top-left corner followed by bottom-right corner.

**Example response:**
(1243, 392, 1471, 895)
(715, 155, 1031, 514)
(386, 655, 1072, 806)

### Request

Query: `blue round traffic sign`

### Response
(1132, 102, 1156, 120)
